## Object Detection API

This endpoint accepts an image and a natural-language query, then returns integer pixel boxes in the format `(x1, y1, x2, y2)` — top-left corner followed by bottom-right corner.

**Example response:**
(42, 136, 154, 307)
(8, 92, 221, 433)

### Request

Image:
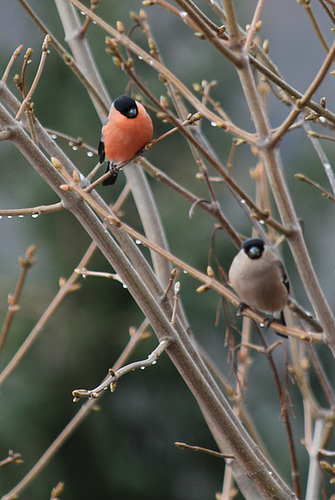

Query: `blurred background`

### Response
(1, 1, 335, 498)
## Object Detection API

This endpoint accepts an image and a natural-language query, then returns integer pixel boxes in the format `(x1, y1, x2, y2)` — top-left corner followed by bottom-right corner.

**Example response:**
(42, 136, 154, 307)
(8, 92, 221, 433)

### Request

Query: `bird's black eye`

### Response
(247, 246, 262, 259)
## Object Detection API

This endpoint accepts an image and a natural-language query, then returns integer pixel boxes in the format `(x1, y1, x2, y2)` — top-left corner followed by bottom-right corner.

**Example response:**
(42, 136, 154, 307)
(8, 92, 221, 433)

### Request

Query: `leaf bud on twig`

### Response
(160, 96, 169, 108)
(51, 157, 61, 169)
(116, 21, 125, 34)
(139, 9, 148, 20)
(105, 37, 119, 54)
(126, 58, 134, 69)
(129, 11, 139, 23)
(263, 39, 269, 53)
(112, 57, 122, 68)
(207, 266, 215, 278)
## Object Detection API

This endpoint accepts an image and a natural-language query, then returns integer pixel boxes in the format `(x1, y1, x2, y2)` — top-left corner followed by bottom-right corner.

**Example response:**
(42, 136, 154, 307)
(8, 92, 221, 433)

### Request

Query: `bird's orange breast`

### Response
(102, 102, 153, 164)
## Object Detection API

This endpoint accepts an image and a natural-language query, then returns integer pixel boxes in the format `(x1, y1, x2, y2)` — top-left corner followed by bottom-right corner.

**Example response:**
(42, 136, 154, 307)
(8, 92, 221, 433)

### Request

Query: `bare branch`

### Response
(0, 245, 36, 356)
(0, 202, 63, 218)
(15, 35, 51, 121)
(175, 441, 234, 460)
(2, 45, 23, 83)
(243, 0, 265, 54)
(272, 40, 335, 145)
(72, 338, 170, 400)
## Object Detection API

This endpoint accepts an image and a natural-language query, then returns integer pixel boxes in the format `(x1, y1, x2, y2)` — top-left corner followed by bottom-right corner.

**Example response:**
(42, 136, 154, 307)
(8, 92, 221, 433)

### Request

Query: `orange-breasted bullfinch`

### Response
(228, 237, 289, 326)
(98, 95, 153, 186)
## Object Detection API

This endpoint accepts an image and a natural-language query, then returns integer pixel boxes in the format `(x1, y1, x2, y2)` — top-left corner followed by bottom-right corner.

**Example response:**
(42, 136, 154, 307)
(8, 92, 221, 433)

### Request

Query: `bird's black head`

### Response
(241, 238, 265, 260)
(114, 95, 138, 118)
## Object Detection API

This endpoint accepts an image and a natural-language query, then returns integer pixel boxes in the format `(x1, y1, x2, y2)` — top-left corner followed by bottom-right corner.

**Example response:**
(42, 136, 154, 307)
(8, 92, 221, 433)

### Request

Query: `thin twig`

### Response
(307, 130, 335, 142)
(271, 39, 335, 145)
(318, 0, 335, 24)
(170, 282, 180, 326)
(0, 202, 63, 218)
(307, 343, 335, 408)
(175, 442, 234, 460)
(0, 246, 36, 356)
(173, 0, 241, 65)
(45, 128, 97, 156)
(74, 268, 123, 282)
(0, 450, 23, 468)
(302, 2, 329, 53)
(243, 0, 265, 54)
(295, 174, 335, 205)
(2, 45, 23, 83)
(15, 35, 51, 121)
(79, 1, 98, 35)
(250, 55, 335, 127)
(72, 338, 170, 400)
(162, 269, 178, 300)
(256, 326, 302, 498)
(305, 122, 335, 197)
(305, 418, 326, 500)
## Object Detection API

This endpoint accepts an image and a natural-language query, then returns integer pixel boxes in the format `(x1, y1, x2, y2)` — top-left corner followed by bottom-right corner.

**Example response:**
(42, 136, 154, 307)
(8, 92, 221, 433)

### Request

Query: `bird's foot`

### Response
(260, 315, 274, 328)
(261, 315, 288, 338)
(237, 302, 247, 316)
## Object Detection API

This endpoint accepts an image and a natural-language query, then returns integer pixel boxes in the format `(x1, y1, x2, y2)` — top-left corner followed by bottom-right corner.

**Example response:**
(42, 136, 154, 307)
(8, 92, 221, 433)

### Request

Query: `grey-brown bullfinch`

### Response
(98, 95, 153, 186)
(228, 237, 289, 326)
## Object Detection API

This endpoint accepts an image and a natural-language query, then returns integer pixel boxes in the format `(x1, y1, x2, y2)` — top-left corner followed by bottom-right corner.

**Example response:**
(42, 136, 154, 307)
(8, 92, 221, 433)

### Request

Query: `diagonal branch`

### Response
(272, 39, 335, 146)
(72, 338, 170, 400)
(0, 91, 298, 500)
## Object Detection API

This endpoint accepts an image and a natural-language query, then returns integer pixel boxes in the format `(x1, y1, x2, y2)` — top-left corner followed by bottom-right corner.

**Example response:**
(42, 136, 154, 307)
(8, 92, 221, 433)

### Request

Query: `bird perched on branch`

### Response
(98, 95, 153, 186)
(228, 237, 289, 327)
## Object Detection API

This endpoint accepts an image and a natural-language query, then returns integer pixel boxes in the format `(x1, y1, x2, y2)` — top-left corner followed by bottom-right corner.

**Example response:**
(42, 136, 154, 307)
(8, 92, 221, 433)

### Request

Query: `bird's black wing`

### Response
(283, 272, 290, 294)
(275, 259, 290, 294)
(98, 138, 105, 164)
(98, 119, 118, 186)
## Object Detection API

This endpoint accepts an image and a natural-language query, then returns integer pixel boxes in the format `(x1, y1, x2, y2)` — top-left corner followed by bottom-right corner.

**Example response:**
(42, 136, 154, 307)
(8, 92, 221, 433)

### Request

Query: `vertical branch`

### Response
(55, 0, 179, 291)
(305, 418, 326, 500)
(54, 0, 111, 117)
(223, 0, 335, 353)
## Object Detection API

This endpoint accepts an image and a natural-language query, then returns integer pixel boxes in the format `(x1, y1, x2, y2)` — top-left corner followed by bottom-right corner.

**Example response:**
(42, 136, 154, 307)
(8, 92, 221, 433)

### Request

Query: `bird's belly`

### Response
(234, 276, 287, 314)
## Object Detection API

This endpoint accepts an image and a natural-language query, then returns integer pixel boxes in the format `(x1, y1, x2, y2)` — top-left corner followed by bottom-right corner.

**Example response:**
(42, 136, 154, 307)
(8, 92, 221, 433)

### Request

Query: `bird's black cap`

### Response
(241, 237, 265, 260)
(114, 95, 138, 118)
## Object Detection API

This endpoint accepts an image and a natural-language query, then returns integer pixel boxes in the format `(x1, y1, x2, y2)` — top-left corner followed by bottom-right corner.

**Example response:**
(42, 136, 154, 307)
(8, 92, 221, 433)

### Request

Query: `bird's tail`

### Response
(102, 163, 118, 186)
